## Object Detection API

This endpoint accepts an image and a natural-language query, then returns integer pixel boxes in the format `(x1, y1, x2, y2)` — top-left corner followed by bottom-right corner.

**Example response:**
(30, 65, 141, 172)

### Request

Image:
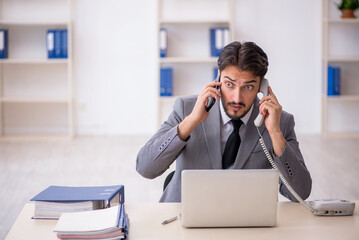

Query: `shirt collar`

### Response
(220, 98, 254, 126)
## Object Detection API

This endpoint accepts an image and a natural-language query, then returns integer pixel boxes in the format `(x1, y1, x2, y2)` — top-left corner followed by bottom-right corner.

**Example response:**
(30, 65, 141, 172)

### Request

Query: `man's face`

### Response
(220, 66, 261, 120)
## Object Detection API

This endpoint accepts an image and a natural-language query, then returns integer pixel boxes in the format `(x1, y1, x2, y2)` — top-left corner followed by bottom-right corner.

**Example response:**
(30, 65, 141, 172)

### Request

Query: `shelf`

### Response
(1, 97, 70, 103)
(0, 19, 69, 26)
(324, 56, 359, 62)
(160, 19, 231, 25)
(159, 57, 217, 63)
(0, 59, 70, 64)
(323, 18, 359, 24)
(326, 95, 359, 102)
(159, 96, 178, 103)
(0, 135, 72, 141)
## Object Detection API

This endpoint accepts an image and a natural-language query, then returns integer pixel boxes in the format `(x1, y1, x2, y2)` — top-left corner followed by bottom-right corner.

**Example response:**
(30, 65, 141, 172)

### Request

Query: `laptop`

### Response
(181, 169, 279, 228)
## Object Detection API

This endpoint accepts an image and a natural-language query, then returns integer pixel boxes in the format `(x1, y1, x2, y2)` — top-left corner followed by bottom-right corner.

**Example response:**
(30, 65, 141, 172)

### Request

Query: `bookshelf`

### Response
(0, 0, 73, 139)
(157, 0, 235, 127)
(322, 0, 359, 136)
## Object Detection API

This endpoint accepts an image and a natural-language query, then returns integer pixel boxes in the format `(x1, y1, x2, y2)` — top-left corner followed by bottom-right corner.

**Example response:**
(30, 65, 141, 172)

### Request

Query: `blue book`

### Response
(160, 67, 173, 96)
(0, 29, 8, 59)
(159, 28, 167, 58)
(31, 185, 124, 205)
(47, 29, 56, 58)
(61, 29, 68, 58)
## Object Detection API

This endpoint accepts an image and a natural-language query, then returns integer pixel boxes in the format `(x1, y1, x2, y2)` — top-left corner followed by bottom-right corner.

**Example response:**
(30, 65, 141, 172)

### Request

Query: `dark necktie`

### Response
(222, 119, 243, 169)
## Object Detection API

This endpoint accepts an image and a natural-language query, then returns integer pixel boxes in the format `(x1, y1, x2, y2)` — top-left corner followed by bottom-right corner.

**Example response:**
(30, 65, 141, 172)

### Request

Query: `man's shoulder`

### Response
(174, 95, 198, 108)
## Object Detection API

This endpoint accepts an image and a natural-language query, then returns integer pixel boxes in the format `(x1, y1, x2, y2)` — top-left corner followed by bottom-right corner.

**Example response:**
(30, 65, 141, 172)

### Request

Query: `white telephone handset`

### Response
(254, 78, 269, 127)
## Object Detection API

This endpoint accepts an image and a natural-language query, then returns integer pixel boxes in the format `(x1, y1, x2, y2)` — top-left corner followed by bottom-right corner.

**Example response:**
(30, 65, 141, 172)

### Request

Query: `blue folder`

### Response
(0, 29, 8, 59)
(159, 28, 167, 58)
(47, 29, 56, 58)
(31, 185, 125, 206)
(160, 67, 173, 96)
(61, 29, 68, 58)
(328, 65, 341, 96)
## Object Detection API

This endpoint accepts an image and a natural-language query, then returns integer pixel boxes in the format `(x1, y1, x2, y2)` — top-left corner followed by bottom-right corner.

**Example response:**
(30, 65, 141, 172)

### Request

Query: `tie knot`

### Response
(231, 119, 243, 131)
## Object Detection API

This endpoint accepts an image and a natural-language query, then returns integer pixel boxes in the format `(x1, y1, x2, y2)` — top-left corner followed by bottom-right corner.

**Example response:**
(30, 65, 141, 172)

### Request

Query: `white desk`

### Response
(5, 201, 359, 240)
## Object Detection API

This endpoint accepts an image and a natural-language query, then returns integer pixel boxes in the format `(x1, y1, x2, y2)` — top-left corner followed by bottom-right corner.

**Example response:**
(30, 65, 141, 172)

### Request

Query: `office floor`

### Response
(1, 135, 359, 239)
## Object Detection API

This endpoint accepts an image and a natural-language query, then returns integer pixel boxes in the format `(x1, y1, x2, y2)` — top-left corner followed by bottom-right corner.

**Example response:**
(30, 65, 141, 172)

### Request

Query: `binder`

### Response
(54, 29, 62, 58)
(47, 29, 56, 58)
(0, 29, 8, 59)
(210, 27, 230, 57)
(61, 29, 68, 58)
(31, 185, 125, 205)
(160, 67, 173, 96)
(328, 65, 340, 96)
(160, 28, 167, 58)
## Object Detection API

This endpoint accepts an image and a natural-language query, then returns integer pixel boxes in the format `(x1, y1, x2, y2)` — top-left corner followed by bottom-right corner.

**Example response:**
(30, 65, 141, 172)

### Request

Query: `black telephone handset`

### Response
(205, 73, 221, 112)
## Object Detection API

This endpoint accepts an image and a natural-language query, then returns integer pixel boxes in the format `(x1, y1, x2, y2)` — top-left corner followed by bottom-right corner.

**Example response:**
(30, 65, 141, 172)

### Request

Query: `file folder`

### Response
(0, 29, 8, 59)
(47, 29, 56, 58)
(210, 27, 230, 57)
(61, 29, 68, 58)
(160, 28, 167, 58)
(327, 65, 340, 96)
(160, 67, 173, 96)
(31, 185, 125, 206)
(54, 30, 62, 58)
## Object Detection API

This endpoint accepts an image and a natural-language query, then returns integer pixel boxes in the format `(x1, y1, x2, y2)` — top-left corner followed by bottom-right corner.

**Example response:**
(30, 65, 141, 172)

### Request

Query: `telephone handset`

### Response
(205, 73, 221, 112)
(254, 78, 269, 127)
(254, 80, 355, 216)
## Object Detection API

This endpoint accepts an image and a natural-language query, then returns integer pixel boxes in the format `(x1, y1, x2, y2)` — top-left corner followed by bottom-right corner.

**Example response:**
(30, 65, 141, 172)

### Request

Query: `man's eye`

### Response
(245, 85, 254, 90)
(225, 82, 233, 87)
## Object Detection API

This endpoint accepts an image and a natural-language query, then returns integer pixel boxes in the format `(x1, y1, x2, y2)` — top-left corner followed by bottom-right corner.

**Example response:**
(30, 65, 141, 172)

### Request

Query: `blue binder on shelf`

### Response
(160, 67, 173, 96)
(159, 28, 167, 58)
(31, 185, 125, 205)
(210, 27, 230, 57)
(61, 29, 68, 58)
(327, 65, 341, 96)
(54, 29, 62, 58)
(0, 29, 8, 59)
(47, 29, 56, 58)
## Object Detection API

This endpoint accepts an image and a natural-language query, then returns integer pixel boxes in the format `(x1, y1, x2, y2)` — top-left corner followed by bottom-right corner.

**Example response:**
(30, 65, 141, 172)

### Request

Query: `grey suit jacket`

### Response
(136, 96, 312, 202)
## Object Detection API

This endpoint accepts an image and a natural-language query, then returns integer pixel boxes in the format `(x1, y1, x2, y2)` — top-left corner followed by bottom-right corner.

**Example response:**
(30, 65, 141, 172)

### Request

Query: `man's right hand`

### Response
(177, 81, 222, 141)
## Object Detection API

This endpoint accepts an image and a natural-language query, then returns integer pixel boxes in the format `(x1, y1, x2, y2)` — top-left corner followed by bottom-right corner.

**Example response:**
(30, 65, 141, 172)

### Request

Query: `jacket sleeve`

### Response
(136, 98, 188, 179)
(273, 113, 312, 201)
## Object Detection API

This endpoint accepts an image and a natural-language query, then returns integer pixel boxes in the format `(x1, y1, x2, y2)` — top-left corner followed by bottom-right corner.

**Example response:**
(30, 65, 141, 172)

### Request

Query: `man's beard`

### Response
(222, 98, 250, 120)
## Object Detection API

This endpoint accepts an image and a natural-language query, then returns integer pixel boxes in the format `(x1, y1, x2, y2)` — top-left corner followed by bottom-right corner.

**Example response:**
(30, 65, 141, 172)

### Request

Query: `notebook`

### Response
(181, 169, 279, 227)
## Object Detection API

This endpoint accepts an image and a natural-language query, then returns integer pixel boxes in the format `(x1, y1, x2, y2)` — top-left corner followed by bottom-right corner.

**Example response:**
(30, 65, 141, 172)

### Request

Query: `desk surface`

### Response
(5, 201, 359, 240)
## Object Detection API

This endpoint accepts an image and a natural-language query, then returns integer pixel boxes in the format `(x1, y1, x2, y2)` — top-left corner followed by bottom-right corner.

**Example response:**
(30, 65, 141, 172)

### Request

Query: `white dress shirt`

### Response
(219, 99, 254, 155)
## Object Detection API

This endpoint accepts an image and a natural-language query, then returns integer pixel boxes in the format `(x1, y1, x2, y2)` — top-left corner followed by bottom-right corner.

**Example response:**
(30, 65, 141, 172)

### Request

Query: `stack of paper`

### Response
(31, 185, 125, 219)
(54, 204, 129, 240)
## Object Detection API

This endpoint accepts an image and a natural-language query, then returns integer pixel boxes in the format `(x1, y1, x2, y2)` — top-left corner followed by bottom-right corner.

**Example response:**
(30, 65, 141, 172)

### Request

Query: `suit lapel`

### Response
(235, 98, 266, 169)
(201, 101, 222, 169)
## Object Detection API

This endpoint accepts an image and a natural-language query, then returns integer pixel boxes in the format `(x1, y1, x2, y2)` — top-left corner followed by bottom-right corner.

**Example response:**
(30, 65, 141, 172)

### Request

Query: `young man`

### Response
(136, 41, 312, 202)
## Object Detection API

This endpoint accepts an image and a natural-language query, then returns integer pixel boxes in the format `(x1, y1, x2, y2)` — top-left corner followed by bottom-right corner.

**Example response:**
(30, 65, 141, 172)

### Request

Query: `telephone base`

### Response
(308, 199, 355, 216)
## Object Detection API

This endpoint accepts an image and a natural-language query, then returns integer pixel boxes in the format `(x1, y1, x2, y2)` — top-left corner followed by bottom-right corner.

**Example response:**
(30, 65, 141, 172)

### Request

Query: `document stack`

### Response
(30, 185, 124, 219)
(54, 204, 129, 240)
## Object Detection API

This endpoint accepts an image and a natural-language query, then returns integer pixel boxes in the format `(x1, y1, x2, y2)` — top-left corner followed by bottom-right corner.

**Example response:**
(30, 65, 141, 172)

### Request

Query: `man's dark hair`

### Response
(217, 41, 268, 79)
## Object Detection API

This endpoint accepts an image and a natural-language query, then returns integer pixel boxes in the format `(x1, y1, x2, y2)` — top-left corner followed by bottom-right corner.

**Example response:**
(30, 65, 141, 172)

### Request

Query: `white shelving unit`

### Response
(0, 0, 73, 139)
(157, 0, 235, 126)
(322, 0, 359, 136)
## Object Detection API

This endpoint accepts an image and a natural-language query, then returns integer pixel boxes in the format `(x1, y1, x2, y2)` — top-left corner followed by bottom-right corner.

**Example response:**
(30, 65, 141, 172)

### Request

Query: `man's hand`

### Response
(178, 81, 222, 141)
(259, 86, 286, 157)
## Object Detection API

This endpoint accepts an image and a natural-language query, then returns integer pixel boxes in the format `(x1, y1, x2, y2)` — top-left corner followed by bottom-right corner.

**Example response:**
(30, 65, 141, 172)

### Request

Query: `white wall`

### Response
(235, 0, 322, 134)
(73, 0, 158, 135)
(73, 0, 322, 135)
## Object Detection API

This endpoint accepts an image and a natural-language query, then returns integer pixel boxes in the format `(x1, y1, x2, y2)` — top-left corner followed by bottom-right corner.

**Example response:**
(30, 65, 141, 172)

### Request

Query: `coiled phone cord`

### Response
(256, 127, 318, 214)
